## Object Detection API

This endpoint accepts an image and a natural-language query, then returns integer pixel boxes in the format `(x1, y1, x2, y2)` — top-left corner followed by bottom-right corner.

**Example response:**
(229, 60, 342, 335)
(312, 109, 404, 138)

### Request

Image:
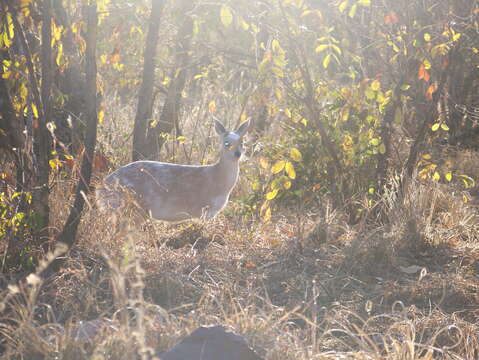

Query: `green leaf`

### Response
(290, 148, 303, 162)
(369, 138, 380, 146)
(400, 84, 410, 91)
(220, 6, 233, 27)
(271, 160, 286, 174)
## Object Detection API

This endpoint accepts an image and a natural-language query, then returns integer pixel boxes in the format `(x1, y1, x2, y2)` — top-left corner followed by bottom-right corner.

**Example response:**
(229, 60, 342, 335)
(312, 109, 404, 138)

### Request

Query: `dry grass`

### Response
(2, 96, 479, 359)
(1, 175, 479, 359)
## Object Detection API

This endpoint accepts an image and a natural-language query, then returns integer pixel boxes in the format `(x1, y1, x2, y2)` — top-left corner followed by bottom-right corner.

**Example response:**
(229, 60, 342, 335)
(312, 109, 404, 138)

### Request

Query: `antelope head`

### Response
(214, 119, 251, 160)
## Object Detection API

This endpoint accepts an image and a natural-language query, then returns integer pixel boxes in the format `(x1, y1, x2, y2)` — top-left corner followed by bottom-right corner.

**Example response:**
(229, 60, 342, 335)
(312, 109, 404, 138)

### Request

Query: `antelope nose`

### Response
(234, 150, 241, 158)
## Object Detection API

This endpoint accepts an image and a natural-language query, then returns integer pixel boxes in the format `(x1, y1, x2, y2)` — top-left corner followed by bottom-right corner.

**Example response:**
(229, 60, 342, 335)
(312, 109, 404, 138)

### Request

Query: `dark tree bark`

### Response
(30, 0, 53, 249)
(0, 53, 24, 151)
(47, 4, 98, 274)
(131, 0, 165, 161)
(143, 0, 194, 160)
(53, 0, 87, 155)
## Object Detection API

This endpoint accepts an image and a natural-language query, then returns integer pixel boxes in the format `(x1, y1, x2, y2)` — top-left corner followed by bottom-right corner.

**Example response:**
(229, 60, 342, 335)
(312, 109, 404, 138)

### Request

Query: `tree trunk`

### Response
(0, 52, 24, 151)
(143, 0, 194, 160)
(47, 3, 98, 275)
(131, 0, 165, 161)
(31, 0, 53, 250)
(53, 0, 87, 155)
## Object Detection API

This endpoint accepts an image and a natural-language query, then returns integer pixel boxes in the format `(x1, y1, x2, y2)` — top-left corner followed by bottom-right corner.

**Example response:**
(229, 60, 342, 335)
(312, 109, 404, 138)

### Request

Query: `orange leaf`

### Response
(418, 63, 430, 82)
(426, 83, 438, 101)
(384, 12, 398, 24)
(423, 70, 430, 82)
(418, 63, 425, 79)
(107, 45, 121, 64)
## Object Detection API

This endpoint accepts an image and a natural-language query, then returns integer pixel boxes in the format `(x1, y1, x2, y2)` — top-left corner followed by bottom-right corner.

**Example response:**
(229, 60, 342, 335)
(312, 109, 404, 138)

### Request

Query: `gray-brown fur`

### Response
(97, 119, 250, 221)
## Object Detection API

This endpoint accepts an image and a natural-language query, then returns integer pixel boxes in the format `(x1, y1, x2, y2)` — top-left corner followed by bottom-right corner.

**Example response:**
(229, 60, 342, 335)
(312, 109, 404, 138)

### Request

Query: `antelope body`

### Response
(97, 119, 250, 222)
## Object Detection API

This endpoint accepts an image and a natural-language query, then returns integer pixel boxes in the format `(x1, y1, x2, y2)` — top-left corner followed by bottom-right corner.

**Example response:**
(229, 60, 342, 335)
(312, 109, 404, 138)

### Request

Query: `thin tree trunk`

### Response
(132, 0, 165, 161)
(144, 0, 194, 160)
(53, 0, 87, 155)
(47, 3, 98, 275)
(31, 0, 53, 250)
(0, 52, 24, 151)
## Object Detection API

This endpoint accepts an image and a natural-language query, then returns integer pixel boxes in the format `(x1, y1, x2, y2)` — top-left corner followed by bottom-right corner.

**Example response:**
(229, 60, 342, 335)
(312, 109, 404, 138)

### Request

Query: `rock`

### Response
(158, 325, 263, 360)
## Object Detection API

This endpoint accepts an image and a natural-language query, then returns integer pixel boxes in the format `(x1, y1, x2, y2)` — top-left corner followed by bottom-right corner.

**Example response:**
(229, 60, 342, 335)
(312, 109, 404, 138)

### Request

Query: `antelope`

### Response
(96, 119, 250, 222)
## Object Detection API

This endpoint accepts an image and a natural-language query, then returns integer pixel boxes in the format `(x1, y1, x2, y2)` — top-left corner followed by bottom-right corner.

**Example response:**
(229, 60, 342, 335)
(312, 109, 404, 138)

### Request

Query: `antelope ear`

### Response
(214, 119, 227, 136)
(236, 118, 251, 137)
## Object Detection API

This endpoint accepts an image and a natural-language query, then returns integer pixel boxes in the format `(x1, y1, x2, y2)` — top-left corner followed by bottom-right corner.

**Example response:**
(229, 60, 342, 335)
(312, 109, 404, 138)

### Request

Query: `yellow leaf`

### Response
(31, 103, 38, 119)
(220, 6, 233, 27)
(432, 171, 440, 181)
(431, 123, 440, 131)
(98, 110, 105, 123)
(285, 108, 292, 118)
(323, 53, 332, 68)
(378, 143, 386, 154)
(315, 44, 329, 53)
(266, 189, 279, 200)
(290, 148, 302, 162)
(283, 180, 292, 189)
(445, 172, 452, 182)
(441, 123, 449, 131)
(422, 154, 432, 160)
(208, 100, 216, 113)
(259, 157, 270, 169)
(348, 3, 357, 18)
(285, 161, 296, 179)
(371, 80, 381, 91)
(263, 207, 271, 222)
(339, 0, 348, 13)
(369, 138, 380, 146)
(239, 17, 249, 31)
(271, 160, 285, 174)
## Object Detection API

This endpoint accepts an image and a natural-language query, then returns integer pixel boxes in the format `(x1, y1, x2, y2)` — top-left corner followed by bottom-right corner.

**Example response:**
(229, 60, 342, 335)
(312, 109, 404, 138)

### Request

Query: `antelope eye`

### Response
(224, 141, 231, 148)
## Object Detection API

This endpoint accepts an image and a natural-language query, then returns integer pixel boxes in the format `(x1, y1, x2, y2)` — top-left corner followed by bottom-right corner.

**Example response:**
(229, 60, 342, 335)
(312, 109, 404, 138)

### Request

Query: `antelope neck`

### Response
(213, 153, 240, 190)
